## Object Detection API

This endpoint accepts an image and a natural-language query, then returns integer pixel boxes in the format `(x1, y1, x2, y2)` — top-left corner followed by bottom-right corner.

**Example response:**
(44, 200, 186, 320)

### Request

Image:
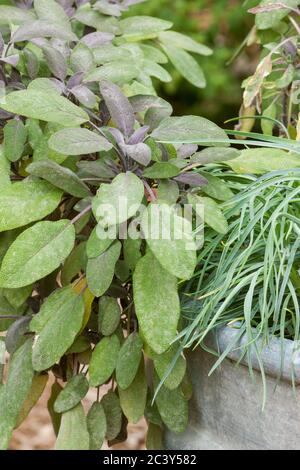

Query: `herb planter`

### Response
(165, 326, 300, 450)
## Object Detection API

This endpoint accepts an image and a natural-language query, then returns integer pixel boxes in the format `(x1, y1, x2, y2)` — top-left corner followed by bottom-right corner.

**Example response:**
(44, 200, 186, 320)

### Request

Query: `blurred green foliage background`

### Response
(128, 0, 259, 125)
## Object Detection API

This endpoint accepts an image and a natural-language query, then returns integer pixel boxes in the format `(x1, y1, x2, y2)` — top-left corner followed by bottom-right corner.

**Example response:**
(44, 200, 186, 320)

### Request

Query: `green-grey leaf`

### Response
(16, 373, 48, 428)
(153, 346, 186, 390)
(159, 31, 212, 56)
(4, 119, 27, 163)
(0, 340, 34, 450)
(48, 128, 112, 155)
(55, 403, 89, 450)
(30, 286, 85, 371)
(133, 252, 180, 354)
(116, 333, 143, 390)
(143, 162, 180, 179)
(146, 423, 163, 450)
(86, 227, 113, 259)
(155, 378, 188, 434)
(191, 147, 241, 165)
(198, 170, 234, 201)
(255, 0, 299, 29)
(0, 90, 88, 127)
(0, 146, 10, 189)
(141, 203, 197, 280)
(120, 16, 172, 41)
(98, 296, 121, 336)
(0, 220, 75, 288)
(86, 240, 121, 297)
(162, 44, 206, 88)
(12, 20, 77, 43)
(71, 43, 95, 73)
(0, 5, 35, 25)
(226, 148, 300, 174)
(123, 238, 142, 271)
(189, 194, 228, 234)
(89, 335, 120, 387)
(157, 180, 179, 205)
(92, 172, 144, 227)
(87, 402, 107, 450)
(101, 391, 122, 441)
(119, 360, 147, 423)
(27, 160, 90, 198)
(152, 116, 229, 146)
(61, 242, 87, 286)
(54, 374, 89, 413)
(84, 62, 139, 86)
(0, 180, 62, 233)
(34, 0, 71, 31)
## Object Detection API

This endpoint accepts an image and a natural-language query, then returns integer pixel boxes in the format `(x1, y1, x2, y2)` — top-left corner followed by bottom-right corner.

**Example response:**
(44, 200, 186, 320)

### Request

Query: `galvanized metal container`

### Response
(165, 327, 300, 450)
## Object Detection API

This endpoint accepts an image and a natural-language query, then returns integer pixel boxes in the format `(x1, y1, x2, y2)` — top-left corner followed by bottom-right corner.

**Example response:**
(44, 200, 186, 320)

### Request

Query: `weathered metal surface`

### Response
(165, 327, 300, 450)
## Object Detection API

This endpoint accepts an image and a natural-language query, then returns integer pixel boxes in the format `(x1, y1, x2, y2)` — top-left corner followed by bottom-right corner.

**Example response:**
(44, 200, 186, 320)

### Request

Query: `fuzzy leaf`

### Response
(55, 403, 89, 450)
(120, 16, 172, 41)
(153, 346, 186, 390)
(155, 378, 188, 434)
(189, 194, 228, 234)
(159, 31, 212, 56)
(30, 287, 85, 371)
(116, 333, 143, 389)
(87, 402, 107, 450)
(100, 80, 135, 137)
(86, 240, 121, 297)
(54, 374, 89, 413)
(0, 220, 75, 289)
(162, 44, 206, 88)
(227, 148, 300, 174)
(141, 203, 197, 280)
(101, 391, 122, 441)
(0, 6, 35, 25)
(4, 119, 27, 163)
(49, 128, 112, 155)
(143, 162, 180, 179)
(84, 62, 139, 86)
(133, 252, 180, 354)
(0, 180, 62, 233)
(86, 228, 113, 259)
(119, 361, 147, 423)
(0, 90, 88, 127)
(98, 296, 121, 336)
(89, 335, 120, 387)
(16, 373, 48, 427)
(12, 20, 77, 43)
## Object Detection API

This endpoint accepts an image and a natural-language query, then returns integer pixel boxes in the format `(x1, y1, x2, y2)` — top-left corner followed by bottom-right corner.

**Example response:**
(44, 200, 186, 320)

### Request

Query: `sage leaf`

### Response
(119, 361, 147, 423)
(34, 0, 71, 31)
(12, 20, 77, 43)
(89, 335, 120, 387)
(143, 162, 180, 179)
(5, 316, 31, 355)
(157, 180, 179, 205)
(0, 220, 75, 288)
(86, 240, 121, 297)
(0, 90, 89, 127)
(120, 16, 172, 41)
(49, 128, 112, 155)
(61, 242, 87, 286)
(133, 252, 180, 354)
(27, 160, 91, 198)
(162, 44, 206, 88)
(116, 333, 143, 389)
(0, 180, 62, 232)
(0, 340, 34, 450)
(152, 116, 229, 146)
(189, 194, 228, 234)
(227, 148, 300, 174)
(3, 284, 33, 309)
(191, 147, 240, 165)
(123, 238, 142, 271)
(16, 373, 48, 428)
(255, 0, 299, 29)
(159, 31, 212, 56)
(30, 286, 85, 371)
(87, 402, 107, 450)
(0, 5, 35, 25)
(92, 172, 144, 227)
(54, 374, 89, 413)
(121, 143, 152, 166)
(98, 296, 121, 336)
(4, 119, 27, 162)
(70, 43, 95, 73)
(100, 80, 135, 138)
(146, 423, 163, 450)
(198, 170, 234, 202)
(0, 146, 10, 189)
(47, 381, 62, 436)
(101, 391, 122, 441)
(153, 346, 186, 390)
(55, 403, 90, 450)
(84, 62, 139, 86)
(42, 45, 67, 81)
(141, 203, 197, 280)
(86, 227, 113, 259)
(155, 377, 188, 434)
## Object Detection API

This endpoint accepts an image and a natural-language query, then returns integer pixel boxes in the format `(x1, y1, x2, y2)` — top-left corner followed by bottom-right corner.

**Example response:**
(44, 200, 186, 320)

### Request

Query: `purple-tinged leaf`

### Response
(81, 32, 114, 48)
(128, 126, 150, 145)
(71, 85, 97, 109)
(94, 0, 123, 17)
(42, 45, 67, 81)
(177, 144, 198, 159)
(23, 49, 39, 79)
(121, 143, 151, 166)
(123, 0, 147, 7)
(30, 37, 48, 48)
(0, 55, 20, 67)
(174, 172, 208, 187)
(67, 72, 84, 89)
(100, 80, 135, 138)
(107, 127, 125, 145)
(12, 20, 77, 43)
(129, 95, 172, 115)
